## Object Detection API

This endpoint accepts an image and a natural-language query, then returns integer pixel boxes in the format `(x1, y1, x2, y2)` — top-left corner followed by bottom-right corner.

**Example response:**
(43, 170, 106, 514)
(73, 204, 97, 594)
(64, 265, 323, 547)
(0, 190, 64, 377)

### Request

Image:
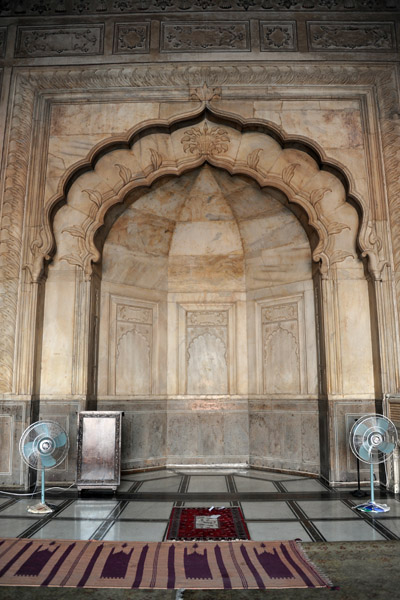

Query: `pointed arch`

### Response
(32, 107, 382, 280)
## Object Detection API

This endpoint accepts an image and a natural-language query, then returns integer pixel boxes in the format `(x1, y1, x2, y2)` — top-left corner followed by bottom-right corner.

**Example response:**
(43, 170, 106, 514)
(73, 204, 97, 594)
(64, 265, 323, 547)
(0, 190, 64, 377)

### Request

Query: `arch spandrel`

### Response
(36, 109, 382, 281)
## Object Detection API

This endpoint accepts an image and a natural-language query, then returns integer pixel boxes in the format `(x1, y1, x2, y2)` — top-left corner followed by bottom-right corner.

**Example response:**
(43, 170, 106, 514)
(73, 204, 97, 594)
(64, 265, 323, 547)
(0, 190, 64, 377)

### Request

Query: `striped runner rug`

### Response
(0, 538, 331, 589)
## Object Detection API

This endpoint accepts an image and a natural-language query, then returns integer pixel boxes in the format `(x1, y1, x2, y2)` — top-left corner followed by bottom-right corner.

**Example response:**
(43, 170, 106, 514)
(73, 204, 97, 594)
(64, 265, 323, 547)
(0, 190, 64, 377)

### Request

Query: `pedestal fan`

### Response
(349, 414, 398, 513)
(19, 420, 69, 514)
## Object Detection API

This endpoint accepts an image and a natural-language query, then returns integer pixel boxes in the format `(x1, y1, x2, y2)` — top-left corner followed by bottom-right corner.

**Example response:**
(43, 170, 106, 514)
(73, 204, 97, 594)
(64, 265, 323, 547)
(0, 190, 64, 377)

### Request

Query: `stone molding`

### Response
(1, 62, 399, 397)
(0, 0, 396, 16)
(1, 17, 398, 59)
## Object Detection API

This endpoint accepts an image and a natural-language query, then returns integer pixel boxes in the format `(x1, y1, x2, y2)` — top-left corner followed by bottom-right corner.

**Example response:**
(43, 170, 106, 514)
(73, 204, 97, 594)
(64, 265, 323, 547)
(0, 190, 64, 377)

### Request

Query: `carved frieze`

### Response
(15, 25, 104, 57)
(308, 22, 396, 52)
(113, 22, 150, 53)
(260, 22, 297, 52)
(161, 22, 250, 52)
(0, 0, 395, 15)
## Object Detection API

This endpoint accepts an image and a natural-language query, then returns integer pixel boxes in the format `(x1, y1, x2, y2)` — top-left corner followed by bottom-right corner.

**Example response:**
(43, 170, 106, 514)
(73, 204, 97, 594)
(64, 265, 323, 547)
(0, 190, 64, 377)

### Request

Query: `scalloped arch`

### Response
(35, 106, 381, 280)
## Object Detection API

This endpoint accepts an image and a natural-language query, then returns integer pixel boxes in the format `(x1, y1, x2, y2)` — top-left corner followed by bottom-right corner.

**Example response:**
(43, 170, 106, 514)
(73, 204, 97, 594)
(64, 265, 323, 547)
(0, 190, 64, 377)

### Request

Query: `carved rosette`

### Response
(181, 123, 230, 157)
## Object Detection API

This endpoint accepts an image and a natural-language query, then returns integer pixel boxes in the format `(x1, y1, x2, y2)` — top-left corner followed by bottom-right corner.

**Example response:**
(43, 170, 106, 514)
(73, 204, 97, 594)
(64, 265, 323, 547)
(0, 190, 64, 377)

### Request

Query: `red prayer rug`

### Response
(0, 538, 332, 589)
(166, 507, 250, 541)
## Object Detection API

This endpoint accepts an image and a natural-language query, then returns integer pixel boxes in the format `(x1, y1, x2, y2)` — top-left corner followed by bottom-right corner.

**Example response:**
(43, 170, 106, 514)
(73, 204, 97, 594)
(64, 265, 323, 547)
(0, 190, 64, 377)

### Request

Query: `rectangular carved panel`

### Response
(307, 22, 396, 52)
(260, 22, 297, 52)
(262, 302, 301, 395)
(161, 22, 250, 52)
(113, 22, 150, 54)
(0, 415, 12, 474)
(186, 310, 229, 395)
(15, 25, 104, 57)
(115, 303, 153, 395)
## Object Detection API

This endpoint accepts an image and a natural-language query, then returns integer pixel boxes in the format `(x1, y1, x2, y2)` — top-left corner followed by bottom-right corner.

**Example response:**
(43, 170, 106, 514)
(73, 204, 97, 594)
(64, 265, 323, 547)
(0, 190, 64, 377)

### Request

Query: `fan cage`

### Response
(350, 413, 398, 465)
(19, 420, 69, 471)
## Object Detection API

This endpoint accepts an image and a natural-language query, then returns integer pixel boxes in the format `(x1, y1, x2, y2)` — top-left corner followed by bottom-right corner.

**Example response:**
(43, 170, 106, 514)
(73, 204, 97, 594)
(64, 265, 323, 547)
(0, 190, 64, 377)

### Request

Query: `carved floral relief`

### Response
(161, 22, 250, 52)
(308, 22, 396, 52)
(15, 25, 104, 57)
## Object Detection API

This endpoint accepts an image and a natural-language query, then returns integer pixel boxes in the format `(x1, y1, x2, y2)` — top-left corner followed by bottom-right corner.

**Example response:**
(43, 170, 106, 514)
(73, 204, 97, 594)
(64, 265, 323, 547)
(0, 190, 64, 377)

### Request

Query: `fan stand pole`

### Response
(41, 468, 45, 506)
(370, 463, 375, 504)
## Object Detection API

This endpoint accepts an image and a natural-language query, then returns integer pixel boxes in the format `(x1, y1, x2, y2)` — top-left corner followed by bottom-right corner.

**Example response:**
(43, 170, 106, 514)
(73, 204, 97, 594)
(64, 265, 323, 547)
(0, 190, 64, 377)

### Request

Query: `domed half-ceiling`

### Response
(102, 165, 312, 292)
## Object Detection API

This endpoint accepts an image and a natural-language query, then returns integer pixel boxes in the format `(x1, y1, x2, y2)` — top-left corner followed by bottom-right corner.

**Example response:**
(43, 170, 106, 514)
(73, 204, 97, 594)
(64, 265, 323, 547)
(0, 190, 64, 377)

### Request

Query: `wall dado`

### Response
(0, 3, 399, 490)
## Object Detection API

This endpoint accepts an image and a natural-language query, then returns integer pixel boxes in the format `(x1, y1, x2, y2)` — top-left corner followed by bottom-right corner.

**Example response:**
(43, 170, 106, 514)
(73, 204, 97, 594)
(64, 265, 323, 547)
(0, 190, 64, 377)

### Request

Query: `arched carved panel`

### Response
(116, 327, 151, 396)
(264, 326, 300, 395)
(187, 333, 228, 395)
(35, 107, 382, 283)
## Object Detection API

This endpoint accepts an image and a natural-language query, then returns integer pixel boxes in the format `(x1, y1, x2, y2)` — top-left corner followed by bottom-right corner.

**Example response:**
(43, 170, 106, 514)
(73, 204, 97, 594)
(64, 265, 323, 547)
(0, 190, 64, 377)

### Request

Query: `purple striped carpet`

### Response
(0, 538, 331, 589)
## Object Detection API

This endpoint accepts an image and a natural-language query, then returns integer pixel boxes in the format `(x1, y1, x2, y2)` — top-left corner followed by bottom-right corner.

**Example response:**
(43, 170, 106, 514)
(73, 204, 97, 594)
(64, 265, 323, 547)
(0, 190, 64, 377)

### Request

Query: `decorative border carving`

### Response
(160, 21, 251, 52)
(307, 22, 397, 52)
(15, 24, 105, 58)
(0, 0, 396, 16)
(113, 22, 150, 54)
(0, 63, 399, 395)
(260, 22, 297, 52)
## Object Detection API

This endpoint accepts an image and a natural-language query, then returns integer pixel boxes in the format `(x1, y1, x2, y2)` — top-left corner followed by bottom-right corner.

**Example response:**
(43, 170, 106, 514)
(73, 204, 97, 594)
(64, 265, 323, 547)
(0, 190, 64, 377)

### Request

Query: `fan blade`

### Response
(23, 441, 36, 459)
(377, 441, 395, 455)
(40, 454, 56, 468)
(358, 444, 371, 462)
(354, 422, 369, 436)
(53, 432, 67, 448)
(34, 422, 50, 437)
(375, 417, 389, 432)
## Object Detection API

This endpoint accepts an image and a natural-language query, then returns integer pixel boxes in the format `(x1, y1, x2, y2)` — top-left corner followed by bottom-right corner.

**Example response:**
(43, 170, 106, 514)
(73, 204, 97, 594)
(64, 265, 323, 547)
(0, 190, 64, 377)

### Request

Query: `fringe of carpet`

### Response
(296, 542, 334, 589)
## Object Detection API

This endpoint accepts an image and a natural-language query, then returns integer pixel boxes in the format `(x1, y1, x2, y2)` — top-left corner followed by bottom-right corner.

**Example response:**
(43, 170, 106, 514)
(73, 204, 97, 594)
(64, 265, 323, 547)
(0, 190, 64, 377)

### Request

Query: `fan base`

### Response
(27, 502, 56, 514)
(354, 501, 390, 514)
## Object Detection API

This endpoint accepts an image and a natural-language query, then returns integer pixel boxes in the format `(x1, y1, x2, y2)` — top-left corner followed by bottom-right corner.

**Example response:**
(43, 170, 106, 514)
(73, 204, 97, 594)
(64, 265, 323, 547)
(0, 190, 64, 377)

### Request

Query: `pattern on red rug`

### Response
(166, 507, 250, 541)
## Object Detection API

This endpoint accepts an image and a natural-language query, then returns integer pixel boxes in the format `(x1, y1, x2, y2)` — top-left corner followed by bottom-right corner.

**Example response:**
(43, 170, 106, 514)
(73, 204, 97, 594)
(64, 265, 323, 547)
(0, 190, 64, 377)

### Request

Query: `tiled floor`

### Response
(1, 468, 399, 544)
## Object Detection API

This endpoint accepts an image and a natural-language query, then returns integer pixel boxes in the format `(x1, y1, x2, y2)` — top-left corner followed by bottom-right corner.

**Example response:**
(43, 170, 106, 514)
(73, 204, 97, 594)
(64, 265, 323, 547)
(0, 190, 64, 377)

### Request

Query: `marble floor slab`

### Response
(31, 519, 104, 540)
(234, 477, 278, 493)
(312, 519, 385, 542)
(297, 500, 356, 519)
(187, 475, 228, 493)
(241, 501, 295, 520)
(102, 521, 168, 542)
(247, 521, 312, 542)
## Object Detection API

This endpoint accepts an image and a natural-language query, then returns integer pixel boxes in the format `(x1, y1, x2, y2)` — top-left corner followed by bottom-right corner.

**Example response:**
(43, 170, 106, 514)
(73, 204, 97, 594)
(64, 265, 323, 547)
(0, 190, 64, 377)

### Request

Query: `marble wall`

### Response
(0, 2, 399, 488)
